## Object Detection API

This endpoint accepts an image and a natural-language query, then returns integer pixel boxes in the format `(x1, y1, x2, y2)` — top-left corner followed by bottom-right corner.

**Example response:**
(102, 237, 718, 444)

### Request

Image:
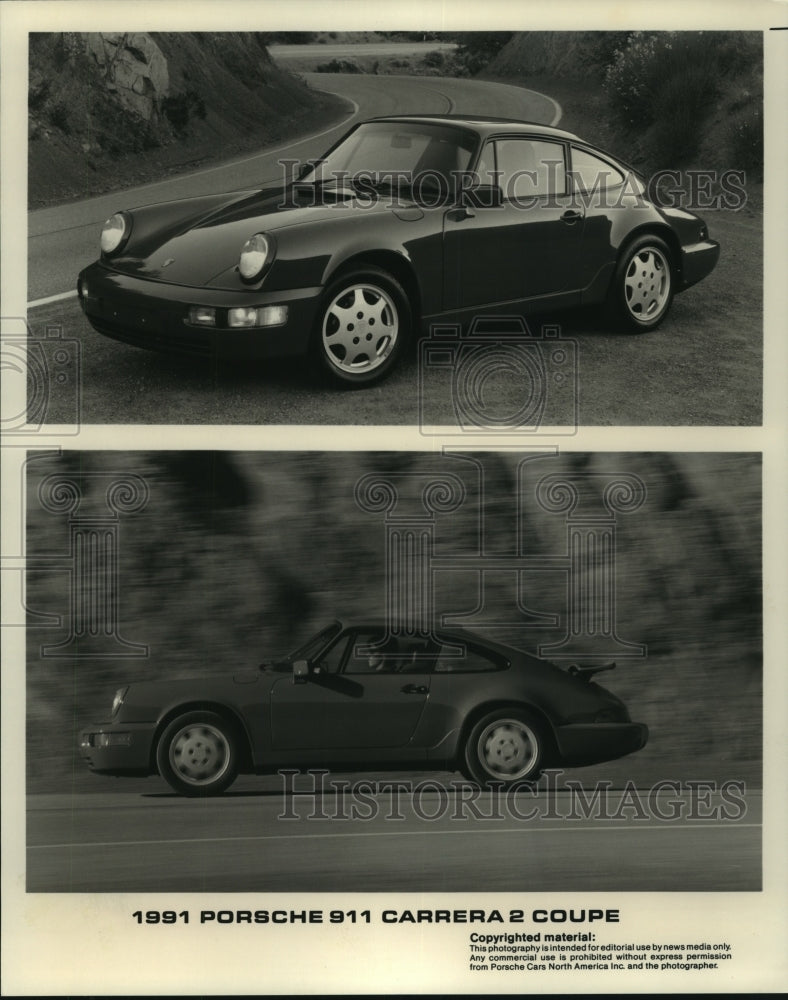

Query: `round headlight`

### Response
(239, 233, 271, 281)
(100, 213, 129, 255)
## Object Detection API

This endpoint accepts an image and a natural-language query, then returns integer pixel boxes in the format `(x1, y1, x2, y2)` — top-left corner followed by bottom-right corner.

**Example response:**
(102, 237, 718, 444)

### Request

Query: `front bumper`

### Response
(77, 263, 322, 360)
(79, 721, 158, 776)
(554, 722, 648, 767)
(679, 239, 720, 290)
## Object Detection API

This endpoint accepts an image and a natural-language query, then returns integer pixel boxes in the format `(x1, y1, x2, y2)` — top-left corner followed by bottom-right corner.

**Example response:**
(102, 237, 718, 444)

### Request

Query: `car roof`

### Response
(330, 619, 541, 662)
(366, 114, 580, 142)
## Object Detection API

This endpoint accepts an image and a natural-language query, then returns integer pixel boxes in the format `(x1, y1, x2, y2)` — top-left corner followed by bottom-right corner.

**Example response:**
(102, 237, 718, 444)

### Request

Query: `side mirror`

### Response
(460, 183, 503, 209)
(293, 659, 309, 684)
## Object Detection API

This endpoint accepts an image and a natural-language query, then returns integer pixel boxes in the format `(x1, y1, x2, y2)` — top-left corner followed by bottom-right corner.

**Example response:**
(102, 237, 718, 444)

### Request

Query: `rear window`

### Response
(434, 643, 508, 673)
(570, 147, 625, 191)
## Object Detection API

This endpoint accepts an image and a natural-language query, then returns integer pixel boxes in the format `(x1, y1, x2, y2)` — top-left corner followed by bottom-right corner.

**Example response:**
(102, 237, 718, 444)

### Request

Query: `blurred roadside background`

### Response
(29, 31, 762, 207)
(25, 451, 761, 792)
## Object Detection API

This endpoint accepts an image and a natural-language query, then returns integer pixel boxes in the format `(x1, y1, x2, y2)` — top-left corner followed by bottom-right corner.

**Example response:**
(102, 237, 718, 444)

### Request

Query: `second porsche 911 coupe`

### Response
(77, 115, 720, 387)
(79, 621, 648, 796)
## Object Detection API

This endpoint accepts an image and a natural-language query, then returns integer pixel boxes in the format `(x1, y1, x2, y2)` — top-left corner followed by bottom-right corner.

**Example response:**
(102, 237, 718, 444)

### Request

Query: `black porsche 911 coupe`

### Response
(77, 114, 720, 387)
(79, 621, 648, 796)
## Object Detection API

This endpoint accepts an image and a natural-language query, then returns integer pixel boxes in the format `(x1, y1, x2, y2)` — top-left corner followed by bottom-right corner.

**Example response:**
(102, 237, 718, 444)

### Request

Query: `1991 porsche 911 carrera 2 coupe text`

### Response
(77, 115, 720, 386)
(79, 621, 648, 796)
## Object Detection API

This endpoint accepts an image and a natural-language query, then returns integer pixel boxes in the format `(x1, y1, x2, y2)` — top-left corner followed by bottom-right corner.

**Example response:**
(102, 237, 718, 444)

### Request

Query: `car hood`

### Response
(109, 186, 415, 289)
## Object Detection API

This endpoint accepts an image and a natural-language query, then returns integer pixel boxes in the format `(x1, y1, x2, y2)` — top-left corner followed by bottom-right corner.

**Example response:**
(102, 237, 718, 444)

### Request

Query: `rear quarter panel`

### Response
(415, 659, 612, 759)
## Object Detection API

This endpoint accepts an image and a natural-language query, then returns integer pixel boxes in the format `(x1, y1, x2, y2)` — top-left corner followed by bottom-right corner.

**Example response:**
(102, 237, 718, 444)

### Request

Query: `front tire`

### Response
(610, 235, 674, 332)
(315, 266, 411, 387)
(156, 711, 239, 797)
(463, 709, 546, 787)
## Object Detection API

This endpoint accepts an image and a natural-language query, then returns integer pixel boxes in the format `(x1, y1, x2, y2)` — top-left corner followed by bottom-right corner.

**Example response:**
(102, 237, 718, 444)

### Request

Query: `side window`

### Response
(495, 139, 566, 199)
(343, 631, 401, 674)
(434, 644, 507, 673)
(570, 147, 625, 192)
(475, 142, 498, 188)
(342, 633, 444, 674)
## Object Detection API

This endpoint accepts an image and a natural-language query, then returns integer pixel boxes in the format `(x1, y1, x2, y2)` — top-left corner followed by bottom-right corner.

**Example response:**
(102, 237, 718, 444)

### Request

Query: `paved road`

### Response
(23, 72, 761, 426)
(26, 784, 761, 892)
(269, 42, 458, 62)
(27, 74, 559, 303)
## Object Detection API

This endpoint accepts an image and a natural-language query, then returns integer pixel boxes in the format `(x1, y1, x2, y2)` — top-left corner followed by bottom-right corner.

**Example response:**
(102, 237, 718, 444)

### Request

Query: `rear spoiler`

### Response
(567, 661, 616, 682)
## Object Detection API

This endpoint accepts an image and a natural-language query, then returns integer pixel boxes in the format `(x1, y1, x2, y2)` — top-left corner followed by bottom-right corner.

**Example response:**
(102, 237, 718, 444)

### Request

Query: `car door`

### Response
(566, 144, 632, 287)
(269, 629, 432, 751)
(443, 136, 586, 310)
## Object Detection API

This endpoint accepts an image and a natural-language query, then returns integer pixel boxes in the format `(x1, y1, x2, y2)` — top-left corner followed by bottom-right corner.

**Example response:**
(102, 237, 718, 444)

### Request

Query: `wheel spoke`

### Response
(170, 724, 229, 784)
(624, 247, 670, 319)
(477, 719, 538, 779)
(366, 293, 393, 328)
(322, 281, 399, 374)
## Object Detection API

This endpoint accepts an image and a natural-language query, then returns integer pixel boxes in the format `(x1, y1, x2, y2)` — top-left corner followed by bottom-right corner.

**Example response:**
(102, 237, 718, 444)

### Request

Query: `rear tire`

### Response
(609, 234, 674, 332)
(463, 708, 545, 788)
(156, 711, 239, 797)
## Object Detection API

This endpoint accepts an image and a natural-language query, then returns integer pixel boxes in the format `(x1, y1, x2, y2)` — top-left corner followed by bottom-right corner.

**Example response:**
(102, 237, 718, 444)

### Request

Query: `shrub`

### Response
(315, 59, 362, 74)
(450, 31, 513, 75)
(648, 64, 719, 165)
(726, 106, 763, 176)
(578, 32, 632, 76)
(162, 89, 207, 135)
(605, 32, 718, 130)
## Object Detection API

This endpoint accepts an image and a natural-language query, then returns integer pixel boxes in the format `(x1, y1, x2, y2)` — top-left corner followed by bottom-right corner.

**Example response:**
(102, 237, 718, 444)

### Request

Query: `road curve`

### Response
(27, 785, 760, 893)
(28, 74, 561, 303)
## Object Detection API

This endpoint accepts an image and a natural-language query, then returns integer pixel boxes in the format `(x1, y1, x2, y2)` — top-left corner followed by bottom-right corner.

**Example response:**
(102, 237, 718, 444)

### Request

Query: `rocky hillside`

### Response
(28, 32, 346, 207)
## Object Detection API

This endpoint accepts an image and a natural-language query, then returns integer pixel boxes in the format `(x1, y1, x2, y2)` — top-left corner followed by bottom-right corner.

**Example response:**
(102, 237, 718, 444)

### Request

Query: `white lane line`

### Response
(28, 822, 760, 850)
(28, 100, 362, 231)
(535, 89, 562, 127)
(435, 87, 454, 113)
(28, 290, 78, 309)
(26, 86, 556, 304)
(150, 97, 361, 182)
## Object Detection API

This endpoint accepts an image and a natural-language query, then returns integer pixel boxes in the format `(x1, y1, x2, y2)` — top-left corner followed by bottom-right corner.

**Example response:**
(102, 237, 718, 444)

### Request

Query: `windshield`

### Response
(285, 621, 343, 662)
(302, 122, 477, 191)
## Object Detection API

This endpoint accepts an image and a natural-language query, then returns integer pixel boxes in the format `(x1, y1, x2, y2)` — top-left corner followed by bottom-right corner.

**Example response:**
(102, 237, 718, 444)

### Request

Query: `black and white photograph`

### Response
(1, 0, 787, 995)
(24, 449, 762, 895)
(24, 24, 762, 425)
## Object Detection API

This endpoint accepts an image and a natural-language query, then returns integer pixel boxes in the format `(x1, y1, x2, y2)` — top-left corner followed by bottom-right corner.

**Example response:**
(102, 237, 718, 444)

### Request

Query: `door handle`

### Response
(401, 684, 428, 694)
(561, 209, 584, 224)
